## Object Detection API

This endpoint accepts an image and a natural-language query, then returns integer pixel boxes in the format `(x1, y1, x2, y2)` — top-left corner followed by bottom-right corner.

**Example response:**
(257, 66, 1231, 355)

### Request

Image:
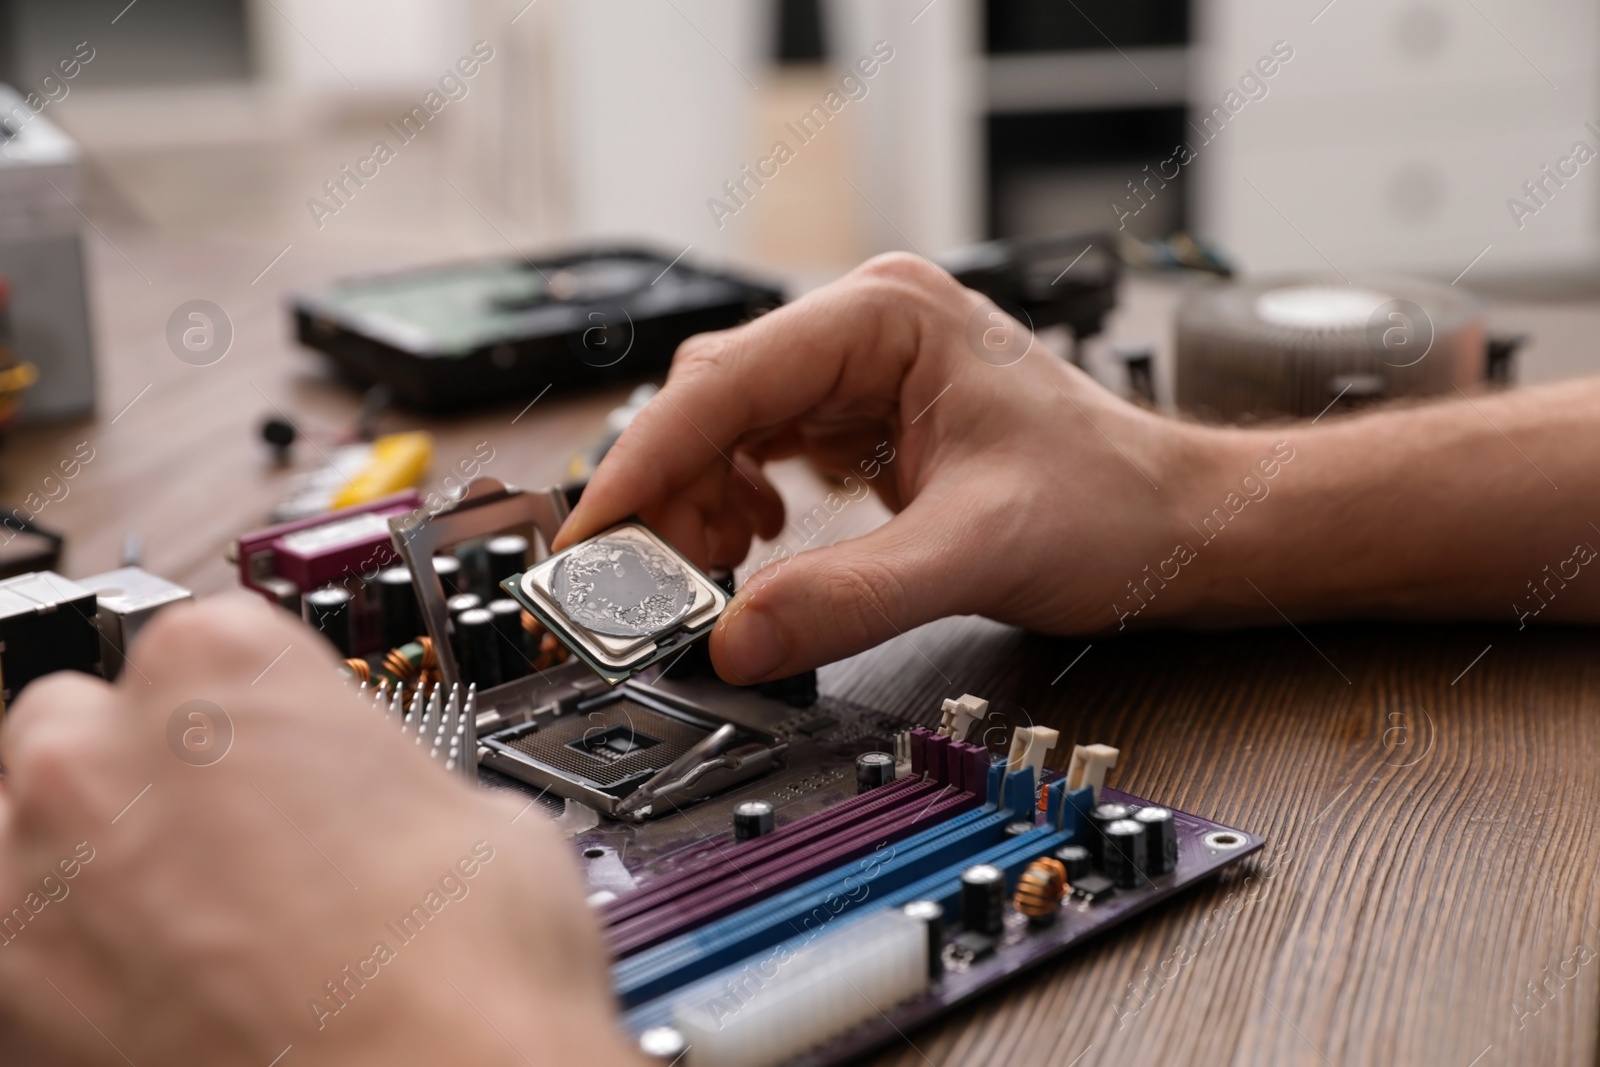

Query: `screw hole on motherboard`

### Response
(583, 847, 606, 858)
(1202, 831, 1243, 850)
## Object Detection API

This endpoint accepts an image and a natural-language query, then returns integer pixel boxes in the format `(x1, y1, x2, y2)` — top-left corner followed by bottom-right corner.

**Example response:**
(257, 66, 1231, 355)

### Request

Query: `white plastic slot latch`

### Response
(1065, 743, 1120, 801)
(937, 693, 988, 741)
(1005, 725, 1059, 779)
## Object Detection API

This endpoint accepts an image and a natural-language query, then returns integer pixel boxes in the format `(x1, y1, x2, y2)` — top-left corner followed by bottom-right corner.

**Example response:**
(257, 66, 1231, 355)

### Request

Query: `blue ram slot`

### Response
(1041, 781, 1095, 836)
(1064, 784, 1094, 836)
(624, 824, 1074, 1032)
(1002, 768, 1036, 816)
(987, 758, 1005, 805)
(614, 807, 1013, 1007)
(1046, 779, 1066, 827)
(884, 827, 1074, 917)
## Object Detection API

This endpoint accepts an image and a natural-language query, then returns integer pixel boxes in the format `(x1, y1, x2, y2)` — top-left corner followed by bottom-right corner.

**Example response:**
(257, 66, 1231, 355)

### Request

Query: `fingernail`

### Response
(721, 608, 787, 682)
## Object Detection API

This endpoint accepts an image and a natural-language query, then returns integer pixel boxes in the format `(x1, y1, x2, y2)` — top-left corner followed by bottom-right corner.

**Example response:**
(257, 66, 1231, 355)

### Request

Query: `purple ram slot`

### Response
(608, 789, 976, 958)
(910, 727, 932, 776)
(607, 789, 978, 958)
(954, 741, 992, 801)
(601, 777, 930, 927)
(971, 745, 994, 801)
(946, 742, 966, 792)
(603, 782, 966, 946)
(924, 734, 952, 785)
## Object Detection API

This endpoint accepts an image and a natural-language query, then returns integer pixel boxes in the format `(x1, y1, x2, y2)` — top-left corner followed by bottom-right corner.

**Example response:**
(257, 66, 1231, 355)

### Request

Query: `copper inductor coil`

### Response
(1175, 274, 1485, 423)
(1013, 857, 1068, 922)
(417, 635, 438, 671)
(382, 646, 420, 686)
(534, 631, 563, 670)
(342, 657, 371, 684)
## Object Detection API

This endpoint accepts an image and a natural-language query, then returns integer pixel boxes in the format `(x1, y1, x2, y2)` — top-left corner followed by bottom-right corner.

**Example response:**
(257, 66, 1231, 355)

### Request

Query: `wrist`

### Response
(1148, 420, 1296, 623)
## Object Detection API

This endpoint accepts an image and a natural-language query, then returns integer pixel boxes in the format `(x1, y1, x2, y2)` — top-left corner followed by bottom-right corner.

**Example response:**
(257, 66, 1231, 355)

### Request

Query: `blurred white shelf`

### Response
(985, 49, 1189, 113)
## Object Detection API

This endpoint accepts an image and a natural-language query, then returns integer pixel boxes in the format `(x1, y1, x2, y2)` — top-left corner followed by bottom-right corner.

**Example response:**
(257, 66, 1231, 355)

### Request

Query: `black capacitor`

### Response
(1054, 844, 1093, 882)
(1102, 818, 1149, 889)
(487, 598, 529, 680)
(1002, 820, 1035, 839)
(454, 607, 501, 689)
(433, 554, 464, 597)
(447, 592, 483, 617)
(486, 535, 529, 592)
(855, 751, 896, 793)
(1088, 801, 1131, 867)
(1134, 806, 1178, 876)
(732, 800, 775, 842)
(377, 566, 420, 648)
(959, 863, 1005, 936)
(304, 585, 353, 656)
(901, 899, 945, 979)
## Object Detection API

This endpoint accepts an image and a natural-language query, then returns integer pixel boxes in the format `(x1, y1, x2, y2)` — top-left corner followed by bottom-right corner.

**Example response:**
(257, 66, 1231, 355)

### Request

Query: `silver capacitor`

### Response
(855, 751, 896, 793)
(902, 899, 945, 979)
(732, 800, 775, 842)
(1134, 806, 1178, 876)
(959, 863, 1005, 936)
(1102, 818, 1148, 889)
(1088, 801, 1130, 867)
(638, 1026, 688, 1060)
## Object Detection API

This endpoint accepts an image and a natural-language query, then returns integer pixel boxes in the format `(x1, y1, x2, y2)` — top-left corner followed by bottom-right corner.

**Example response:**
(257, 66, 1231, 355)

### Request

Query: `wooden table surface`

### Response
(8, 236, 1599, 1067)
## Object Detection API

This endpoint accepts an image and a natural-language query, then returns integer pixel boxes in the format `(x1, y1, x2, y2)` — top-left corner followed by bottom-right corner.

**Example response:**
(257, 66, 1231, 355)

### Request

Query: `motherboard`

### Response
(271, 478, 1264, 1066)
(0, 476, 1263, 1067)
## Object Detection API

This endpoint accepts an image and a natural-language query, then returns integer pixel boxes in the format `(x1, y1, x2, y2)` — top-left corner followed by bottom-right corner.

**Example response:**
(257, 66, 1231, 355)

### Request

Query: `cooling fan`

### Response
(1175, 275, 1488, 421)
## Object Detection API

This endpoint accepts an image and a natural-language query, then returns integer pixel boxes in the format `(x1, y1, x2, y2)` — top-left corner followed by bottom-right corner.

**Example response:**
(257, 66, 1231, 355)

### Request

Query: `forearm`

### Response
(1162, 378, 1600, 628)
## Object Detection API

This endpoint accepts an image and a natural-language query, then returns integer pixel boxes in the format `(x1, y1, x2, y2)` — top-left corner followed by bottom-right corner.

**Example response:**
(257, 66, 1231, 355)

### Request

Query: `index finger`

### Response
(554, 254, 962, 549)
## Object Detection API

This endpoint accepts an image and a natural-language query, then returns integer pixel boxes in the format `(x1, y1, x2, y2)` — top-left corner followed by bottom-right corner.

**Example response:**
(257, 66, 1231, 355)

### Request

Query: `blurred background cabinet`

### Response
(1194, 0, 1600, 276)
(0, 0, 1595, 283)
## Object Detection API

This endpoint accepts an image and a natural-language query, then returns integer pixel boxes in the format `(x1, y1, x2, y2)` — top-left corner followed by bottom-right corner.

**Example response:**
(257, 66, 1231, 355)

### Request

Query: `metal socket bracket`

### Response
(386, 479, 571, 769)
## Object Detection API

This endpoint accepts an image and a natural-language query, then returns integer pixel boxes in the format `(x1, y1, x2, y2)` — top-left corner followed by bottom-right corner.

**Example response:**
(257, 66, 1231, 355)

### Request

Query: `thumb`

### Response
(710, 500, 971, 683)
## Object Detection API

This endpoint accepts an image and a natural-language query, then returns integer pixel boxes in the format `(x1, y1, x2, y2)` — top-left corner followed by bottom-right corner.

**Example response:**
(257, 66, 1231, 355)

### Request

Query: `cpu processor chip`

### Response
(503, 522, 727, 685)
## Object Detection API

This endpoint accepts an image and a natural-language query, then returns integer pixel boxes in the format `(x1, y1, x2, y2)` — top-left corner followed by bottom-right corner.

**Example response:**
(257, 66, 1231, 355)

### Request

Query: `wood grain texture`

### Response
(8, 237, 1597, 1066)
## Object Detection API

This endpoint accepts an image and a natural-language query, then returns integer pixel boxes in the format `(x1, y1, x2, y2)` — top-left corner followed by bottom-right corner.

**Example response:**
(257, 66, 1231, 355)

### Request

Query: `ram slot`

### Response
(608, 733, 994, 930)
(603, 777, 931, 927)
(615, 766, 1050, 1006)
(610, 788, 976, 957)
(625, 823, 1074, 1033)
(615, 807, 1014, 1006)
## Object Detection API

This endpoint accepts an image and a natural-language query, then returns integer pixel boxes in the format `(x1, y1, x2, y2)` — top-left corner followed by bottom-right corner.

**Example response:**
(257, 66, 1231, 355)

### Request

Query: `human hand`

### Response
(557, 253, 1220, 683)
(0, 596, 639, 1067)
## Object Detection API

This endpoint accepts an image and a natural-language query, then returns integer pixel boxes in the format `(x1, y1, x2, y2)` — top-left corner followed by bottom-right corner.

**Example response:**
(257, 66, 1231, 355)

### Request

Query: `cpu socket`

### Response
(503, 522, 727, 685)
(479, 683, 783, 819)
